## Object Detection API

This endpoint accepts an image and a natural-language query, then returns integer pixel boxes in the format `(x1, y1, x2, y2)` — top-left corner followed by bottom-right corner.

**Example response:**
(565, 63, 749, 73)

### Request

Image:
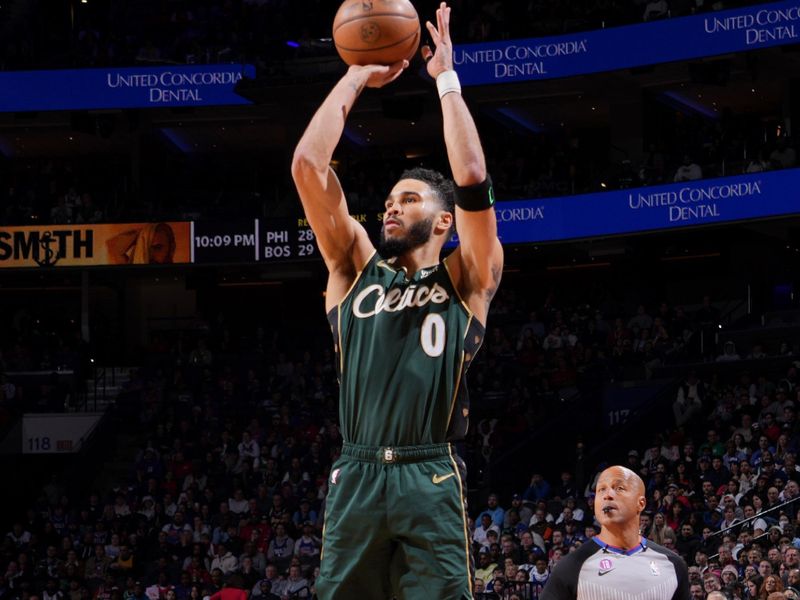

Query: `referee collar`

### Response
(592, 535, 647, 555)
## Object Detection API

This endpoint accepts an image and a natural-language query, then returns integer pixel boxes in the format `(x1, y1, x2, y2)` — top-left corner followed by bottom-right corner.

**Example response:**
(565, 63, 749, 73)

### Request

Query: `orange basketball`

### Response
(333, 0, 421, 66)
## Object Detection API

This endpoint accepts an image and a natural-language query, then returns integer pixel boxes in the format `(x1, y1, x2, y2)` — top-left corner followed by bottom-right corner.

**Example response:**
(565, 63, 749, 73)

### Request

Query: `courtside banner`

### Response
(480, 169, 799, 245)
(0, 222, 191, 268)
(455, 1, 800, 85)
(0, 64, 255, 112)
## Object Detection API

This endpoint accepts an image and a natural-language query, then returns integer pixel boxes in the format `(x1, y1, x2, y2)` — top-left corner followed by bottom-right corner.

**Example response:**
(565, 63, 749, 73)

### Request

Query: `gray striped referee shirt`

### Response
(540, 537, 690, 600)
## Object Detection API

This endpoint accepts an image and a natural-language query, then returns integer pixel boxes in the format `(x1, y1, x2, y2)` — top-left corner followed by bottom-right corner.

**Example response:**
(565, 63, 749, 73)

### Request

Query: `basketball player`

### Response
(291, 3, 502, 598)
(541, 466, 690, 600)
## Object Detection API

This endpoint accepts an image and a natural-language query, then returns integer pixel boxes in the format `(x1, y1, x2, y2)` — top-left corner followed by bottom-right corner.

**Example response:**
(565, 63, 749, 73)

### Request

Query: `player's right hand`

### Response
(423, 2, 454, 80)
(348, 60, 408, 89)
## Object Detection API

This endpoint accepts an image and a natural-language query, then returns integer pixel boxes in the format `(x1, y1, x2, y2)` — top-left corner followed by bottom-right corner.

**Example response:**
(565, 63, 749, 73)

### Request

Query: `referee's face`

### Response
(594, 467, 646, 529)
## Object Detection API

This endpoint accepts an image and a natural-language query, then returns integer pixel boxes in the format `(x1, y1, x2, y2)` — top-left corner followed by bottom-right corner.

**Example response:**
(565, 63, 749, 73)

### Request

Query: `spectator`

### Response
(473, 514, 501, 548)
(209, 543, 238, 576)
(770, 138, 797, 169)
(674, 372, 705, 428)
(282, 564, 309, 598)
(643, 0, 670, 20)
(293, 523, 321, 564)
(267, 525, 293, 575)
(478, 493, 505, 527)
(523, 474, 551, 504)
(674, 155, 703, 182)
(717, 341, 741, 362)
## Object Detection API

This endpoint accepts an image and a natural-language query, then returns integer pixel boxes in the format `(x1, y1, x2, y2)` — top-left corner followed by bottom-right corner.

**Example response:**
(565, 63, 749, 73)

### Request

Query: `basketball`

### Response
(332, 0, 421, 66)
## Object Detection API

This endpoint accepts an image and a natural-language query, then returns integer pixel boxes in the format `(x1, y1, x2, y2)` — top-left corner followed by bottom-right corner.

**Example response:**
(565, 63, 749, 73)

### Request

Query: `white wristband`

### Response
(436, 70, 461, 99)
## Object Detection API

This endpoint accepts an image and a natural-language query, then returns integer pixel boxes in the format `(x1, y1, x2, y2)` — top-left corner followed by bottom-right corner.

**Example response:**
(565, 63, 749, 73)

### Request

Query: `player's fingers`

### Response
(386, 60, 408, 82)
(425, 20, 440, 45)
(388, 59, 408, 74)
(442, 6, 451, 38)
(368, 64, 391, 75)
(421, 45, 433, 63)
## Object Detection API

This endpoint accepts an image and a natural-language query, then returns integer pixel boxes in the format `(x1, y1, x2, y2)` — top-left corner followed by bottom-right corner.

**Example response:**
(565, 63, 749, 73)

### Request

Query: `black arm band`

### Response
(454, 175, 495, 212)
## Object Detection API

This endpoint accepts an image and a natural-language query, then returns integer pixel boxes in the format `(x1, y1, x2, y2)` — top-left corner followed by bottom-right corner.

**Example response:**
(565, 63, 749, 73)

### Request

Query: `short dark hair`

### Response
(400, 167, 454, 215)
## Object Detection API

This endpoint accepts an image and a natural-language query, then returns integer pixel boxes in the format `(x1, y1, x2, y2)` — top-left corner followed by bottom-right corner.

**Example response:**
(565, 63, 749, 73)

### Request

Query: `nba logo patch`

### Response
(650, 561, 660, 576)
(331, 468, 341, 485)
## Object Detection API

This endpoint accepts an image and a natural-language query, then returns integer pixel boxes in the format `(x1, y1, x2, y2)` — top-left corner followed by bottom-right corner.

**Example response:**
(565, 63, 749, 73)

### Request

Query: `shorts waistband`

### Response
(341, 442, 452, 464)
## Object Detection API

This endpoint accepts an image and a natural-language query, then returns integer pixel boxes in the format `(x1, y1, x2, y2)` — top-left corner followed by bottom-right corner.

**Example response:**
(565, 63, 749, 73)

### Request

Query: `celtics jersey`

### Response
(328, 251, 485, 447)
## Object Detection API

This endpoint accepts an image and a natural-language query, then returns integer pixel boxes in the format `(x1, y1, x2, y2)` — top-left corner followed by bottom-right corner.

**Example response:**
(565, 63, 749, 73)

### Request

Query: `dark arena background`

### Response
(2, 0, 800, 598)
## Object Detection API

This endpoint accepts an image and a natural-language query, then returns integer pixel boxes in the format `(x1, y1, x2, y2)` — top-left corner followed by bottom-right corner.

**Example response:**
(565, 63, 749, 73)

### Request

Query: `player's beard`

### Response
(378, 216, 434, 258)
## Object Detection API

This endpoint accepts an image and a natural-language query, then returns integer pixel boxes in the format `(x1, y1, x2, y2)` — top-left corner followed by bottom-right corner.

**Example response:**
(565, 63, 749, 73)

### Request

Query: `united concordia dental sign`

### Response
(454, 0, 800, 85)
(0, 64, 255, 112)
(483, 169, 798, 245)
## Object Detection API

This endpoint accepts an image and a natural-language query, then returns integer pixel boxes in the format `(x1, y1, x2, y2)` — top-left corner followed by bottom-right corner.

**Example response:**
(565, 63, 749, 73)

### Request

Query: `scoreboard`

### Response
(191, 212, 383, 265)
(256, 213, 383, 264)
(258, 218, 321, 262)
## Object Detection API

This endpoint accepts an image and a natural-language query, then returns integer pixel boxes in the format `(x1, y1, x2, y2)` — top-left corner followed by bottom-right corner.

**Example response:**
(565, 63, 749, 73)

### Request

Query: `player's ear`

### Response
(435, 210, 453, 234)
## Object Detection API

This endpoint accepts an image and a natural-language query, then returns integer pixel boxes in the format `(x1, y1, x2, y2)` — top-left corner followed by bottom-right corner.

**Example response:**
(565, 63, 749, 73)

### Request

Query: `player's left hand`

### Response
(422, 2, 454, 80)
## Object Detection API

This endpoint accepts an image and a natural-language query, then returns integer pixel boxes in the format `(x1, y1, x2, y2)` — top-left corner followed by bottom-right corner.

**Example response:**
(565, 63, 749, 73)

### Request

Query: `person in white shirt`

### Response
(643, 0, 669, 20)
(770, 138, 797, 168)
(209, 542, 238, 575)
(473, 514, 501, 547)
(228, 489, 249, 515)
(674, 155, 703, 182)
(742, 504, 767, 536)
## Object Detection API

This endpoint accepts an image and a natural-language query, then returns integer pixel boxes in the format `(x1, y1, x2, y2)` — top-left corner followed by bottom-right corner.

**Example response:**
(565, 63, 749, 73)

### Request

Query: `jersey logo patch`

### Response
(418, 266, 439, 279)
(650, 561, 660, 576)
(598, 559, 614, 575)
(432, 473, 456, 485)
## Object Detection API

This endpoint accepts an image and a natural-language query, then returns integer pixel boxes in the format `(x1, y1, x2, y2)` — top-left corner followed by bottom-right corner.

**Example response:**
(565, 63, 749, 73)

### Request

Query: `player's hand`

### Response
(348, 60, 409, 89)
(422, 2, 454, 79)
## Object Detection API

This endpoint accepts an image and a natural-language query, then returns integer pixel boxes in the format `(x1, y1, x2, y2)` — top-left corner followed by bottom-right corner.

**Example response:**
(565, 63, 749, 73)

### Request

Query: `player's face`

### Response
(383, 178, 437, 232)
(379, 179, 446, 257)
(594, 467, 646, 530)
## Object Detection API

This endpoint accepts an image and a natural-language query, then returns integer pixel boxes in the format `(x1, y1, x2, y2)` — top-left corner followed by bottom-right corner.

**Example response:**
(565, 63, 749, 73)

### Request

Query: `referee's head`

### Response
(594, 466, 647, 548)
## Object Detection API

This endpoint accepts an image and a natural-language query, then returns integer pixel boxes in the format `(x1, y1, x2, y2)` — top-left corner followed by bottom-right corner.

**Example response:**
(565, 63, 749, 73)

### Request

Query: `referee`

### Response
(541, 466, 690, 600)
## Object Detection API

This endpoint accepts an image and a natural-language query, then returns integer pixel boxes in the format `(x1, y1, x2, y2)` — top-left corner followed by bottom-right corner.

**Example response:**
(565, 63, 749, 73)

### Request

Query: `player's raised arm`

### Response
(291, 62, 407, 277)
(423, 2, 503, 323)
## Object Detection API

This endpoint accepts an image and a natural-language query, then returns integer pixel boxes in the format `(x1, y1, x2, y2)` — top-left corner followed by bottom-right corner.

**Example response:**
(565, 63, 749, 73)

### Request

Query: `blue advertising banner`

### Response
(468, 169, 800, 246)
(454, 0, 800, 85)
(0, 64, 256, 112)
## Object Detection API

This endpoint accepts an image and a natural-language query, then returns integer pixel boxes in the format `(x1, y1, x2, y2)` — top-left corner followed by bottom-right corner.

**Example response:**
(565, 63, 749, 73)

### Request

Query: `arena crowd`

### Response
(2, 289, 798, 599)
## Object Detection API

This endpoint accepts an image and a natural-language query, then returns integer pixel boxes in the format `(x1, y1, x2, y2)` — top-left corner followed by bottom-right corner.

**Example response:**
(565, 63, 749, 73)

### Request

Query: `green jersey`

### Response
(328, 251, 485, 447)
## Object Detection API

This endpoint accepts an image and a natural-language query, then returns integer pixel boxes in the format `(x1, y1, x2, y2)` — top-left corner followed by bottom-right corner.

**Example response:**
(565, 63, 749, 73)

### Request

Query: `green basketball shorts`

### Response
(315, 443, 474, 600)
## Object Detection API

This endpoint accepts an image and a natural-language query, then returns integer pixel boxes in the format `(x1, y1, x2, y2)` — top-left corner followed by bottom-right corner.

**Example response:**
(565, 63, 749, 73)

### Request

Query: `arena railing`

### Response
(706, 495, 800, 561)
(476, 581, 543, 600)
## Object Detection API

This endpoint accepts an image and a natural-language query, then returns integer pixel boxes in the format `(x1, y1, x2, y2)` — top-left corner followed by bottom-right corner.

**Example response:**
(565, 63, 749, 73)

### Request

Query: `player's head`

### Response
(379, 167, 454, 258)
(593, 465, 646, 532)
(400, 167, 455, 213)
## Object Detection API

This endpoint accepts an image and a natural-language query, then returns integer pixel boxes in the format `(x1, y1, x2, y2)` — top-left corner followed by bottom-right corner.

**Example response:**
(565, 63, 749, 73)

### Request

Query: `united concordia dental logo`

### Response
(704, 5, 800, 45)
(454, 39, 589, 79)
(106, 69, 245, 103)
(628, 180, 763, 223)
